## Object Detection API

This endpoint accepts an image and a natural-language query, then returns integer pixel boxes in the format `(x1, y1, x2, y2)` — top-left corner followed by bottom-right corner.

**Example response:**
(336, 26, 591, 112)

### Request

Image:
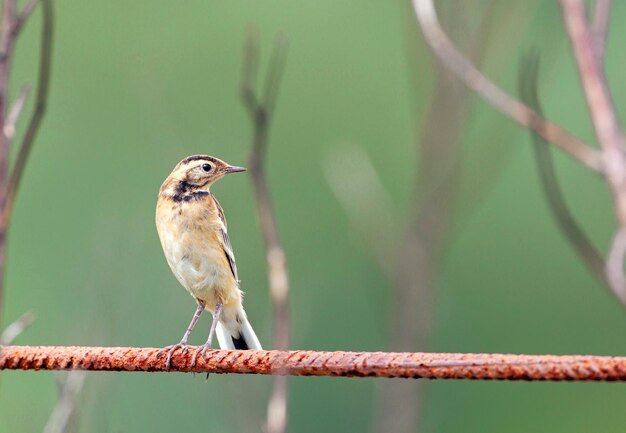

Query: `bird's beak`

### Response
(224, 165, 247, 174)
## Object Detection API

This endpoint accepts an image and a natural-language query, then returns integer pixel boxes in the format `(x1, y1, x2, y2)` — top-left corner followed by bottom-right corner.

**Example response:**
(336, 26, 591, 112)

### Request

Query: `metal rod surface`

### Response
(2, 346, 625, 381)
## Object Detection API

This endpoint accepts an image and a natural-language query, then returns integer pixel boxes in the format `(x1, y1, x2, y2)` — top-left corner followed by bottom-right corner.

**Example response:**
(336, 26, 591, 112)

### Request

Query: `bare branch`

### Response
(0, 0, 16, 328)
(3, 83, 30, 140)
(0, 0, 52, 328)
(591, 0, 611, 60)
(0, 0, 19, 195)
(241, 30, 289, 433)
(42, 370, 86, 433)
(560, 0, 626, 299)
(560, 0, 623, 164)
(324, 146, 396, 275)
(606, 229, 626, 304)
(411, 0, 603, 172)
(240, 26, 259, 119)
(13, 0, 41, 36)
(375, 7, 497, 432)
(0, 309, 34, 344)
(265, 375, 287, 433)
(2, 346, 626, 381)
(518, 51, 608, 288)
(262, 33, 288, 118)
(3, 0, 53, 227)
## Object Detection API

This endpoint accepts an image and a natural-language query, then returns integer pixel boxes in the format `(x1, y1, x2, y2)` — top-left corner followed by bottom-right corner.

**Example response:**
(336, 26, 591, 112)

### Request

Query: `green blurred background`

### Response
(1, 0, 626, 432)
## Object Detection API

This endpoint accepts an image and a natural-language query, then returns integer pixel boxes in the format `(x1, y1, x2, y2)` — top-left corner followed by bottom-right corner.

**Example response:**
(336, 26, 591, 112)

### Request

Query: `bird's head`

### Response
(160, 154, 246, 198)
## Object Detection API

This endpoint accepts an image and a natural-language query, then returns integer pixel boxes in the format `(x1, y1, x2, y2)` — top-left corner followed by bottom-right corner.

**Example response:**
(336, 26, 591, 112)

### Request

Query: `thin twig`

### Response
(2, 346, 626, 381)
(262, 33, 288, 118)
(375, 7, 495, 431)
(42, 370, 86, 433)
(324, 146, 396, 274)
(3, 0, 53, 227)
(411, 0, 603, 172)
(0, 0, 18, 212)
(606, 229, 626, 304)
(241, 29, 289, 433)
(13, 0, 40, 36)
(0, 0, 52, 330)
(560, 0, 623, 170)
(560, 0, 626, 300)
(241, 26, 259, 118)
(518, 51, 608, 288)
(3, 83, 29, 140)
(0, 0, 18, 329)
(0, 309, 34, 344)
(591, 0, 611, 60)
(560, 0, 625, 188)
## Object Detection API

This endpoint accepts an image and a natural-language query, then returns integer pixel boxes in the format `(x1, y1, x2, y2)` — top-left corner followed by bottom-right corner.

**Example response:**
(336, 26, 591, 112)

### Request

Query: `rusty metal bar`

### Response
(2, 346, 626, 381)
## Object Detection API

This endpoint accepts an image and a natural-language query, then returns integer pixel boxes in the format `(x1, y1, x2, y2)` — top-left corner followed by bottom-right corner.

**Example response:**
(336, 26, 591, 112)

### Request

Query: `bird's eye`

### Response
(201, 163, 212, 172)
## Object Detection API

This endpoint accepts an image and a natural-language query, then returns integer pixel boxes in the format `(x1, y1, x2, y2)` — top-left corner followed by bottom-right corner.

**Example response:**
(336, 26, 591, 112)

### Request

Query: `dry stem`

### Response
(0, 309, 34, 344)
(518, 51, 608, 289)
(0, 0, 52, 328)
(411, 0, 602, 172)
(3, 83, 29, 140)
(42, 370, 86, 433)
(241, 29, 290, 433)
(606, 229, 626, 303)
(3, 0, 53, 227)
(560, 0, 626, 303)
(591, 0, 611, 60)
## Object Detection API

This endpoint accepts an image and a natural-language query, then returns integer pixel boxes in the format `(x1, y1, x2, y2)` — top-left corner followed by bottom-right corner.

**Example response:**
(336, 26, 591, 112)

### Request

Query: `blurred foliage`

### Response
(1, 0, 626, 432)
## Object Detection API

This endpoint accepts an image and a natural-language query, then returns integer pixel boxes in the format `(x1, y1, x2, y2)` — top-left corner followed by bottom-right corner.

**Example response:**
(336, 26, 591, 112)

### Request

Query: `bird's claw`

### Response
(189, 343, 213, 368)
(159, 343, 188, 370)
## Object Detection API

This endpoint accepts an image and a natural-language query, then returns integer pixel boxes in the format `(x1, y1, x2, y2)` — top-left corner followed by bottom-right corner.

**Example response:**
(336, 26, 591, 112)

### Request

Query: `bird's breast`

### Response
(156, 198, 237, 306)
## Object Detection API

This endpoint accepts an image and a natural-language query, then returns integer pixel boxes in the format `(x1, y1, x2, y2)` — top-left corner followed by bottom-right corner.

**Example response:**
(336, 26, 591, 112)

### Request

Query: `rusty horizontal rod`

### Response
(2, 346, 626, 381)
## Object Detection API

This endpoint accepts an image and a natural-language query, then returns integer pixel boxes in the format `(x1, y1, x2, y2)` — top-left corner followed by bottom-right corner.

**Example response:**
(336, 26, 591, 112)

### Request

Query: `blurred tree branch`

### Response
(3, 83, 30, 141)
(518, 51, 607, 288)
(14, 0, 41, 35)
(606, 228, 626, 297)
(241, 28, 290, 433)
(43, 370, 86, 433)
(2, 345, 626, 381)
(325, 5, 495, 432)
(0, 0, 53, 328)
(411, 0, 602, 172)
(375, 5, 486, 431)
(559, 0, 626, 303)
(325, 146, 396, 273)
(3, 0, 53, 227)
(591, 0, 611, 60)
(414, 0, 626, 309)
(0, 309, 34, 344)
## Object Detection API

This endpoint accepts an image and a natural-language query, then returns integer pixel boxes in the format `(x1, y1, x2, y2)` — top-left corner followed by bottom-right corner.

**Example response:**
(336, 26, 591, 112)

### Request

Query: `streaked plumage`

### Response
(156, 154, 261, 367)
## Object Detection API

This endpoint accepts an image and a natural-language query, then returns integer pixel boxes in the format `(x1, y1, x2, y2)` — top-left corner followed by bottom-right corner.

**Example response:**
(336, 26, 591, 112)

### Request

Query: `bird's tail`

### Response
(216, 306, 262, 350)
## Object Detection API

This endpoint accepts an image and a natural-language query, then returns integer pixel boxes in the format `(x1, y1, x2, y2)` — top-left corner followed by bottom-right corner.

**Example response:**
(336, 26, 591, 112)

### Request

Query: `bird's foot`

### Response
(190, 343, 215, 368)
(158, 342, 189, 370)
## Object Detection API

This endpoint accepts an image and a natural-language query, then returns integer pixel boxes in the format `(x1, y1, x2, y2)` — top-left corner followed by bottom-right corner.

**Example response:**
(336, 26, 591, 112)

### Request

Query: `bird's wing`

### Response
(213, 195, 239, 282)
(221, 227, 239, 282)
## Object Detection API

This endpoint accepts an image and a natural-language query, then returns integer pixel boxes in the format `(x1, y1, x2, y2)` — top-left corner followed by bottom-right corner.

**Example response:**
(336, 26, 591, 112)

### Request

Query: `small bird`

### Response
(156, 154, 262, 368)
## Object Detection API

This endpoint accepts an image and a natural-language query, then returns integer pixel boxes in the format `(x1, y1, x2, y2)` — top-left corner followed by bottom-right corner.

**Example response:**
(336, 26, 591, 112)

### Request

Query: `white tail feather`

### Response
(216, 316, 262, 350)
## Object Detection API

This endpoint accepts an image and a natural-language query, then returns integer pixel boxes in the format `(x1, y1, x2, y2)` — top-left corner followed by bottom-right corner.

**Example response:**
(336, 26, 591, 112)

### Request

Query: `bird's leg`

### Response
(160, 302, 205, 369)
(190, 302, 223, 368)
(204, 302, 223, 355)
(178, 302, 206, 347)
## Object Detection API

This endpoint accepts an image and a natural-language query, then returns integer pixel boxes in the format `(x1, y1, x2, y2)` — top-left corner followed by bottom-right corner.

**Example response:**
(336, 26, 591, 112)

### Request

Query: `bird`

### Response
(156, 154, 262, 369)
